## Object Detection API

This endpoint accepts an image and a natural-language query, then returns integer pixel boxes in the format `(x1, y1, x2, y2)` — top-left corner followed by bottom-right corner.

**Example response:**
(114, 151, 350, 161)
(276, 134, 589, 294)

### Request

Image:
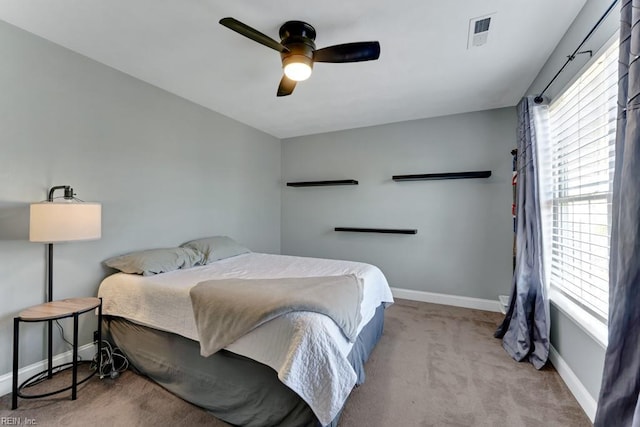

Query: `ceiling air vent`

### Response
(468, 14, 495, 49)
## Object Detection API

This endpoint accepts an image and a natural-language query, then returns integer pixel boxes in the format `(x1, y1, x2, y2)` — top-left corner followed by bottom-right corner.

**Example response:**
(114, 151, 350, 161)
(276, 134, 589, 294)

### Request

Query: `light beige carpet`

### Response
(0, 299, 591, 426)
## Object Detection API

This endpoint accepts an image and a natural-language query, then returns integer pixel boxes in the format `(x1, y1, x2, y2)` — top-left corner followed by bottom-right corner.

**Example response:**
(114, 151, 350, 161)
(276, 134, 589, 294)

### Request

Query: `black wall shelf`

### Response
(392, 171, 492, 181)
(335, 227, 417, 235)
(287, 180, 358, 187)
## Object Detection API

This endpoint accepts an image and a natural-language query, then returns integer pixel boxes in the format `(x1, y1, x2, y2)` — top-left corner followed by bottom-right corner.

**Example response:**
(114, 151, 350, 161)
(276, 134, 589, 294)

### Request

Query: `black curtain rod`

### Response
(534, 0, 619, 104)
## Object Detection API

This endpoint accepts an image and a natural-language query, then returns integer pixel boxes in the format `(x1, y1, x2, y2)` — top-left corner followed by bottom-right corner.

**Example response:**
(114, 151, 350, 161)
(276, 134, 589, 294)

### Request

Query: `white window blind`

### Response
(547, 41, 618, 322)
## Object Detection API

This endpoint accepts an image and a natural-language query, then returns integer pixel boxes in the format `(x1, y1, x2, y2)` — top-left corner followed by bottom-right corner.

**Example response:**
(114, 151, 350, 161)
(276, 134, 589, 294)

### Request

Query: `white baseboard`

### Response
(549, 345, 597, 422)
(0, 343, 96, 398)
(391, 287, 502, 312)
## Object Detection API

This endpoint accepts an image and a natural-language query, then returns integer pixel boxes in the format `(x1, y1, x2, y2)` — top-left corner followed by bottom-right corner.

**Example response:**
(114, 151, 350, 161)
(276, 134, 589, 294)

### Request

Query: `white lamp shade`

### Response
(30, 201, 102, 243)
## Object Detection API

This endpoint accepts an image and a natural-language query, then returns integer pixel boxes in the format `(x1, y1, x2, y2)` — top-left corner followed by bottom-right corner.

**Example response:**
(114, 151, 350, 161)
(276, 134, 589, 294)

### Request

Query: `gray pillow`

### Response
(104, 247, 204, 276)
(180, 236, 250, 264)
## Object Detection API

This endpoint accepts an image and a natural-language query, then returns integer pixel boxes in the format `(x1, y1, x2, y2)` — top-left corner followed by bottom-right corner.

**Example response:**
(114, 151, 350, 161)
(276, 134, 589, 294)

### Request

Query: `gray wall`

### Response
(0, 21, 281, 375)
(282, 108, 516, 299)
(526, 0, 618, 404)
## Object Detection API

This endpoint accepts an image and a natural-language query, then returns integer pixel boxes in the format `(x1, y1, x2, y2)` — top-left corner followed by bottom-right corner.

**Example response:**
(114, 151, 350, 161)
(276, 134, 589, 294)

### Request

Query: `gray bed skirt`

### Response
(103, 304, 385, 427)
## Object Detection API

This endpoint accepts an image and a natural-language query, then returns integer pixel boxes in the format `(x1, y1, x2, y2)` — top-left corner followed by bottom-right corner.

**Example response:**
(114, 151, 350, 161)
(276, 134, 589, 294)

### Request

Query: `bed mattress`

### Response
(98, 252, 394, 425)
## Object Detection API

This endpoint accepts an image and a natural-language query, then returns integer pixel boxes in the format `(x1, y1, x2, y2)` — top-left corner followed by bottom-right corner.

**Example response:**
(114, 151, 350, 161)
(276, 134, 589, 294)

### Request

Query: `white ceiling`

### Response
(0, 0, 586, 138)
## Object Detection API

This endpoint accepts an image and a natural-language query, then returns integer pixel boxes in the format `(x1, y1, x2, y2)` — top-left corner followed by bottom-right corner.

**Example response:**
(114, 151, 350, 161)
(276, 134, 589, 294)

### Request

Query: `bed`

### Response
(98, 246, 394, 427)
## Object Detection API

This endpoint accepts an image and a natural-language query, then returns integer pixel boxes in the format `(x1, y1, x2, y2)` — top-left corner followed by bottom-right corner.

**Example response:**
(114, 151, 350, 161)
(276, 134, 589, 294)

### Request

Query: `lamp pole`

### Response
(44, 185, 72, 378)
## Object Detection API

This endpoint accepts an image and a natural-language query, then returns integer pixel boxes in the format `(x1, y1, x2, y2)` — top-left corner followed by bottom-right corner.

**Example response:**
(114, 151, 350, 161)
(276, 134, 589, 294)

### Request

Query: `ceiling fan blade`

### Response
(314, 41, 380, 63)
(219, 17, 289, 53)
(277, 76, 297, 97)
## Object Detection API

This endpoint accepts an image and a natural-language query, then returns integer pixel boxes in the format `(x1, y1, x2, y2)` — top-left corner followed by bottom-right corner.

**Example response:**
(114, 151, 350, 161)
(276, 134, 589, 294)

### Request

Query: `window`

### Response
(547, 41, 618, 324)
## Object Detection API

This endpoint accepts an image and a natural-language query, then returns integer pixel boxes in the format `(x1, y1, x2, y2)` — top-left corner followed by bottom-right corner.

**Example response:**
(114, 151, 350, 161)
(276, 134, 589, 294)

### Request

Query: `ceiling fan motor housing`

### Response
(279, 21, 316, 71)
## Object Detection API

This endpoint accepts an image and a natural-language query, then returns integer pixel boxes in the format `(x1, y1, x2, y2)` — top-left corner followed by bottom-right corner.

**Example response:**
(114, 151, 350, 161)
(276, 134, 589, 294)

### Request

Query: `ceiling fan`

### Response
(219, 17, 381, 97)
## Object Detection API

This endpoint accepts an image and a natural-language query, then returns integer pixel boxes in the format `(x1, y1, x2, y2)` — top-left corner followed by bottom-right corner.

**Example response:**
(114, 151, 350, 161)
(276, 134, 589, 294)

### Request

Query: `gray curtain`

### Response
(595, 1, 640, 425)
(494, 97, 549, 370)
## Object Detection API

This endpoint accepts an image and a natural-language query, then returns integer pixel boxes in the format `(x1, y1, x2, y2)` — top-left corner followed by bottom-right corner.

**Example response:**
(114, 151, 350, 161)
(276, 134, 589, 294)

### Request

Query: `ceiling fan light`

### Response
(283, 55, 313, 81)
(284, 62, 312, 81)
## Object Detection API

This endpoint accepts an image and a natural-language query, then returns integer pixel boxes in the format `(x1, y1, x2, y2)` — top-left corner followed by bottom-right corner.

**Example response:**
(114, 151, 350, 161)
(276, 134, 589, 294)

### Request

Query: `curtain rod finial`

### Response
(534, 96, 544, 104)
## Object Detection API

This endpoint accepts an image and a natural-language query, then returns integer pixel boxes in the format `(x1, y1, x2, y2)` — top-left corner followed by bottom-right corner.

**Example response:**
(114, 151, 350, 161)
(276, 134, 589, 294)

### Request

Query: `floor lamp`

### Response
(29, 185, 101, 377)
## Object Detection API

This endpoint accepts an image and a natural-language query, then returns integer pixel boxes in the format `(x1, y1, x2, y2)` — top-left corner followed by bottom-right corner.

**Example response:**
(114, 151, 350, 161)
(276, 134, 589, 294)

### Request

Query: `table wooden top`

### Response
(19, 297, 101, 321)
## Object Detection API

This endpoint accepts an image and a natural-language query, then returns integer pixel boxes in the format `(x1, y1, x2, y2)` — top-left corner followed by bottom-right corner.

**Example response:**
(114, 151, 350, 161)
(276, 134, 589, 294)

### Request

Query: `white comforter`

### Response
(98, 252, 394, 425)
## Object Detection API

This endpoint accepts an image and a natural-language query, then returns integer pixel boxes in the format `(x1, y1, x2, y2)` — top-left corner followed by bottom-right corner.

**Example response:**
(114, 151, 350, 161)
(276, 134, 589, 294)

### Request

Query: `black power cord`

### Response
(55, 319, 75, 348)
(91, 340, 129, 379)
